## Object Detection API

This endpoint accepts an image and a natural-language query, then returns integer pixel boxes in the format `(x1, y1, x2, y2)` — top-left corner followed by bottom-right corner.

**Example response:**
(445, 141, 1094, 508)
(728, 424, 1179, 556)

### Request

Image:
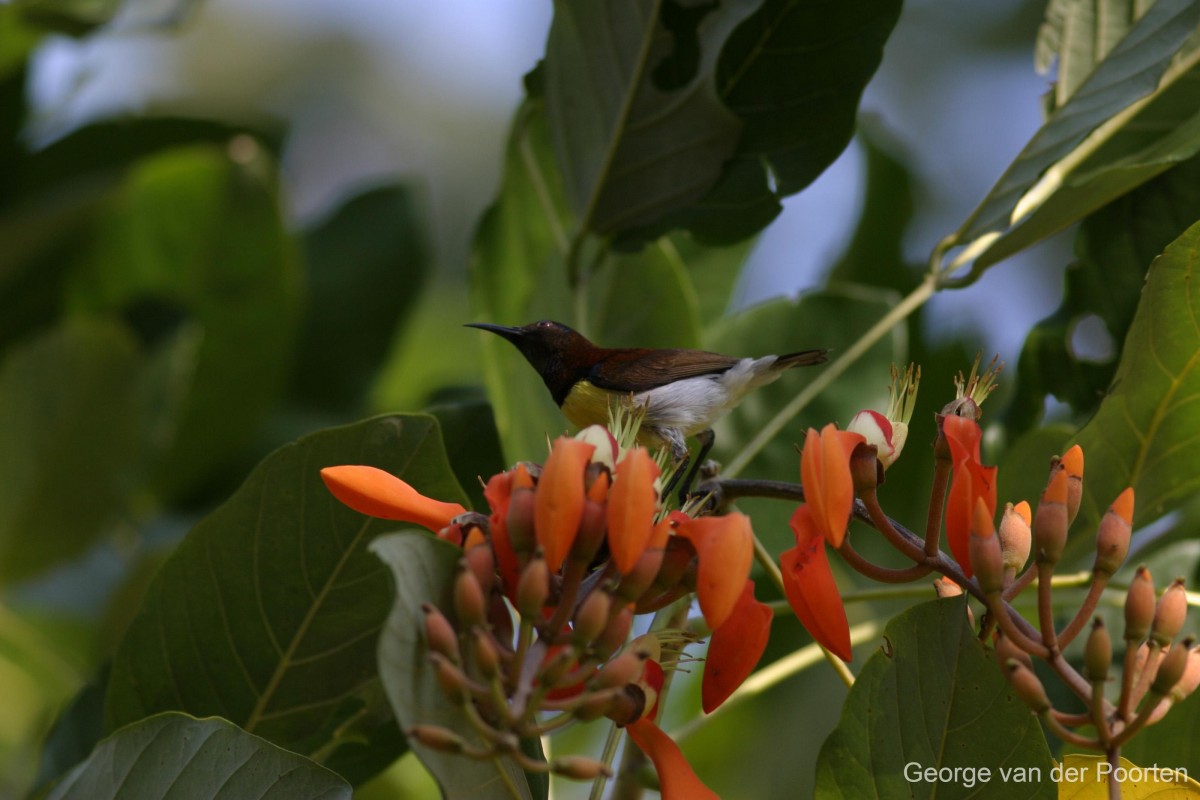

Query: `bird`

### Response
(467, 320, 827, 493)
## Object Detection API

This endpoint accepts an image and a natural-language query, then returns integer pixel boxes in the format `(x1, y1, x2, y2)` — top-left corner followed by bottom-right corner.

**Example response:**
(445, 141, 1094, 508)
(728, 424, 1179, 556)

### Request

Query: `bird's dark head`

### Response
(465, 320, 598, 403)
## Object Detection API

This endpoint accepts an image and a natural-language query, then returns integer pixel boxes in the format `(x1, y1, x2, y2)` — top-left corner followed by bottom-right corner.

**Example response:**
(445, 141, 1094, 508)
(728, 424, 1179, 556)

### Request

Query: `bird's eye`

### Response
(536, 320, 554, 329)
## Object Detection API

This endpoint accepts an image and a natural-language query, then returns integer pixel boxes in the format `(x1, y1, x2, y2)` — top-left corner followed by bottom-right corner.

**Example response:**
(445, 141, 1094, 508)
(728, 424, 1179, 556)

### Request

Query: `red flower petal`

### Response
(607, 447, 661, 574)
(320, 466, 466, 532)
(782, 506, 851, 661)
(801, 424, 864, 547)
(484, 470, 521, 600)
(626, 719, 719, 800)
(941, 416, 997, 577)
(535, 437, 595, 572)
(702, 579, 772, 713)
(675, 513, 753, 631)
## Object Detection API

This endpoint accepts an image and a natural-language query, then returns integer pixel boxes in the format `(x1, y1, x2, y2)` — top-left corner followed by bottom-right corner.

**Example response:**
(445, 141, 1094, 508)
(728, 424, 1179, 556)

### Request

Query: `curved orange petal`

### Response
(782, 505, 851, 661)
(801, 424, 863, 547)
(942, 414, 983, 463)
(941, 417, 997, 577)
(320, 466, 466, 532)
(702, 579, 772, 713)
(607, 447, 661, 574)
(626, 720, 719, 800)
(484, 471, 520, 598)
(535, 437, 595, 571)
(675, 513, 753, 631)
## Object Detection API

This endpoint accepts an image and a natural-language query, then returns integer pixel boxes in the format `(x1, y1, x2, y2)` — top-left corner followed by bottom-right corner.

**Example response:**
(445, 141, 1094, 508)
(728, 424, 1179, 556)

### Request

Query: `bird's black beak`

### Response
(464, 322, 524, 343)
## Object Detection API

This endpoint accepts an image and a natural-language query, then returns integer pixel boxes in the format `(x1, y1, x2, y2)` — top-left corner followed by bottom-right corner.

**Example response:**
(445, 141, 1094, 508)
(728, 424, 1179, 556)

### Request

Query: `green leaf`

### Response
(634, 0, 902, 244)
(426, 400, 505, 511)
(996, 425, 1074, 516)
(1064, 220, 1200, 551)
(293, 185, 427, 413)
(1036, 0, 1148, 112)
(105, 415, 468, 782)
(814, 599, 1055, 799)
(544, 0, 755, 236)
(0, 320, 187, 583)
(1005, 155, 1200, 432)
(33, 665, 108, 796)
(947, 0, 1200, 274)
(14, 0, 201, 37)
(371, 532, 533, 800)
(64, 144, 302, 501)
(47, 712, 350, 800)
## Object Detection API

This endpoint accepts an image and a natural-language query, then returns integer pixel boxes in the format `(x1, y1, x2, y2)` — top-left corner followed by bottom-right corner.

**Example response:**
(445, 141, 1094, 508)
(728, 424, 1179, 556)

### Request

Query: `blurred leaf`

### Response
(1069, 220, 1200, 546)
(33, 664, 108, 796)
(948, 0, 1200, 275)
(47, 712, 350, 800)
(0, 8, 40, 77)
(631, 0, 903, 244)
(544, 0, 755, 236)
(1036, 0, 1148, 111)
(1119, 679, 1200, 778)
(426, 400, 505, 510)
(293, 185, 427, 413)
(0, 321, 187, 583)
(14, 0, 203, 37)
(1058, 754, 1200, 797)
(668, 232, 754, 323)
(64, 144, 302, 502)
(105, 415, 468, 782)
(814, 599, 1055, 798)
(372, 532, 534, 800)
(1005, 155, 1200, 432)
(707, 286, 905, 553)
(995, 424, 1073, 514)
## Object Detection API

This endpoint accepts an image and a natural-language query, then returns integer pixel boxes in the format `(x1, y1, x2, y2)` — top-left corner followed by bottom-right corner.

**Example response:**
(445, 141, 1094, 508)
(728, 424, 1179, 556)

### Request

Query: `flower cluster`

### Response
(321, 425, 773, 795)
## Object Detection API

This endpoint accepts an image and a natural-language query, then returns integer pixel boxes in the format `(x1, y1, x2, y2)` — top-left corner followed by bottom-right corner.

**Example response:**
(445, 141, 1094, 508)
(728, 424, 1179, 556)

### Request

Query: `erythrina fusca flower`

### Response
(847, 363, 920, 469)
(702, 579, 772, 713)
(674, 513, 754, 631)
(801, 424, 865, 547)
(781, 504, 852, 661)
(942, 414, 997, 577)
(320, 465, 467, 533)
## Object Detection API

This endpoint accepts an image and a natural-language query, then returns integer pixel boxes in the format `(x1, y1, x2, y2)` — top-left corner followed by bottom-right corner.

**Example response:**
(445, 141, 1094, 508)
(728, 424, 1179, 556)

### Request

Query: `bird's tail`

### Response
(773, 349, 828, 370)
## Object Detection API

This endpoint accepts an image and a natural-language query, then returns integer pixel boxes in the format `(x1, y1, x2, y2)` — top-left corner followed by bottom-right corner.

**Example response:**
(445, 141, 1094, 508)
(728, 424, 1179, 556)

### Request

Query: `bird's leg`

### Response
(654, 428, 691, 503)
(676, 429, 715, 505)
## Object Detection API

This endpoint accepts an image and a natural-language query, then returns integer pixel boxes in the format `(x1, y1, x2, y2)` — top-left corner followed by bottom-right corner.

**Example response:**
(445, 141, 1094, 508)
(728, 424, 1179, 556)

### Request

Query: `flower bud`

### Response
(1151, 637, 1194, 696)
(933, 576, 964, 599)
(472, 627, 501, 680)
(969, 497, 1004, 595)
(594, 649, 647, 690)
(575, 424, 619, 471)
(573, 589, 611, 647)
(407, 724, 466, 754)
(551, 756, 613, 780)
(1125, 566, 1155, 642)
(1173, 646, 1200, 703)
(570, 489, 608, 569)
(1034, 468, 1069, 565)
(994, 631, 1033, 671)
(516, 555, 549, 619)
(454, 563, 487, 628)
(594, 604, 634, 660)
(464, 543, 496, 600)
(1084, 618, 1111, 683)
(1094, 488, 1134, 577)
(998, 501, 1032, 579)
(1006, 660, 1051, 713)
(848, 410, 905, 470)
(423, 603, 461, 663)
(1150, 578, 1188, 647)
(430, 652, 469, 701)
(1059, 445, 1084, 525)
(506, 465, 537, 561)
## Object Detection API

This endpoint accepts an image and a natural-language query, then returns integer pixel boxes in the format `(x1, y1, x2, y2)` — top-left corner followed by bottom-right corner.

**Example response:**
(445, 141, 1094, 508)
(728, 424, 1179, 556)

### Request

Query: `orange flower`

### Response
(483, 470, 521, 597)
(675, 513, 753, 631)
(607, 447, 661, 574)
(942, 415, 997, 577)
(781, 505, 851, 661)
(319, 466, 466, 532)
(801, 424, 865, 547)
(702, 579, 772, 713)
(535, 437, 595, 572)
(626, 719, 719, 800)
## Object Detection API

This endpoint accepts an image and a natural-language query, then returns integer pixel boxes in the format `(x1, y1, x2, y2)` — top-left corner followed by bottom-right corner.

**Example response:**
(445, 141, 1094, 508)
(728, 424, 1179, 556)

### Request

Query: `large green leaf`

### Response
(945, 0, 1200, 275)
(292, 185, 427, 413)
(104, 415, 468, 782)
(48, 712, 349, 800)
(1036, 0, 1149, 112)
(1069, 219, 1200, 541)
(814, 599, 1055, 799)
(544, 0, 755, 236)
(1005, 155, 1200, 432)
(371, 533, 534, 800)
(64, 144, 302, 501)
(0, 320, 193, 584)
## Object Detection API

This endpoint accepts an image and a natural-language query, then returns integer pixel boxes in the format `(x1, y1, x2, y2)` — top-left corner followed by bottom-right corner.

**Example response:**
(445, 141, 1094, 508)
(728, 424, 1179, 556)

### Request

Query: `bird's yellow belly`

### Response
(559, 380, 686, 450)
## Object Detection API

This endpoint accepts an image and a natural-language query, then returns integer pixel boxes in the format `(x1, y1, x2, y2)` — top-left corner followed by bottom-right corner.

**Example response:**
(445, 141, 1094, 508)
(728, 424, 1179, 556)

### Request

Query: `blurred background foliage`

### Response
(3, 0, 1200, 797)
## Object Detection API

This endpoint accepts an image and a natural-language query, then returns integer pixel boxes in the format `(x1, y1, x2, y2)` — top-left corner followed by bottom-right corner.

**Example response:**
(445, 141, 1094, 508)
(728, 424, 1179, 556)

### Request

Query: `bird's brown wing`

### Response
(587, 348, 739, 393)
